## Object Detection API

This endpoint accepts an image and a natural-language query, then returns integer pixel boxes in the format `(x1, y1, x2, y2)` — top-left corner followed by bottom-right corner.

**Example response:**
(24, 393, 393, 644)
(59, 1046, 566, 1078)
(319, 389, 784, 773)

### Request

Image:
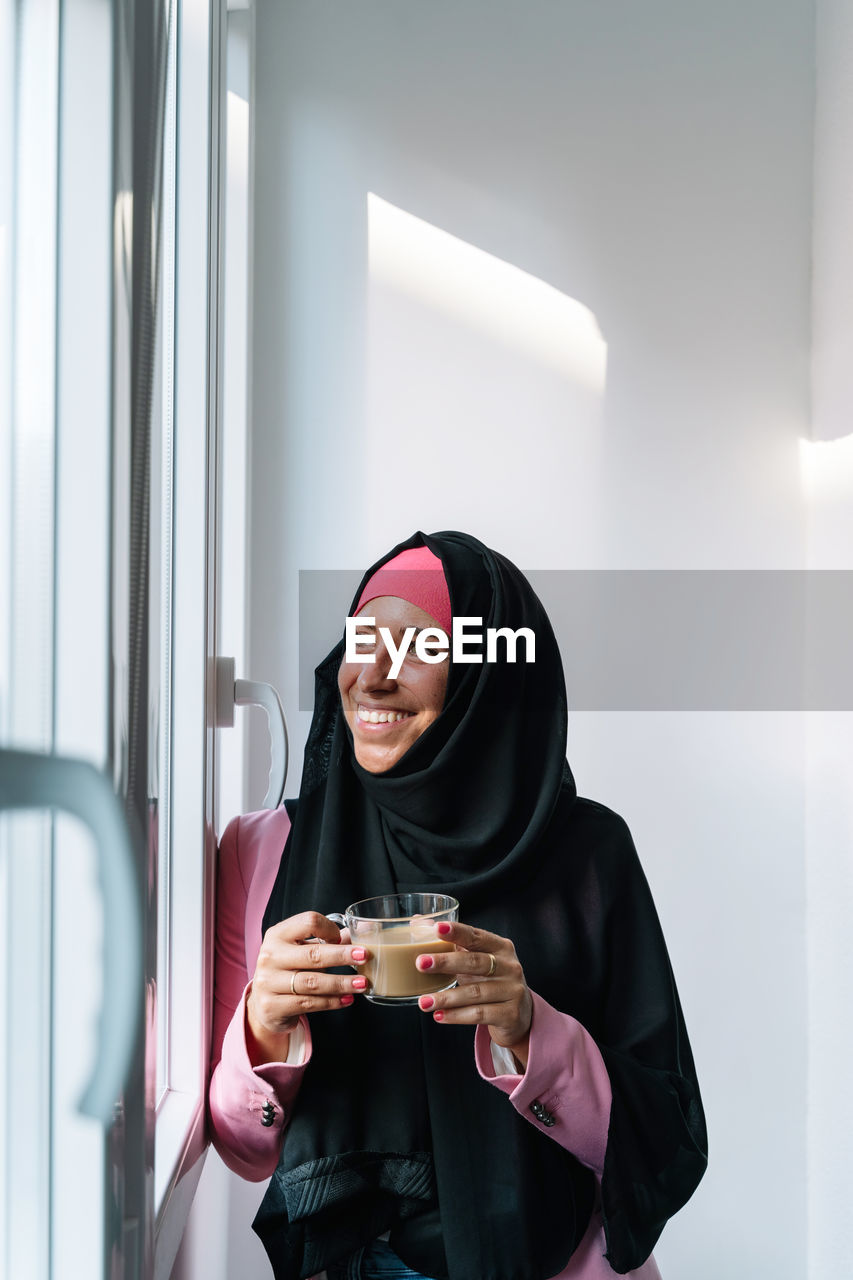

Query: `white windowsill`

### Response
(155, 1086, 203, 1211)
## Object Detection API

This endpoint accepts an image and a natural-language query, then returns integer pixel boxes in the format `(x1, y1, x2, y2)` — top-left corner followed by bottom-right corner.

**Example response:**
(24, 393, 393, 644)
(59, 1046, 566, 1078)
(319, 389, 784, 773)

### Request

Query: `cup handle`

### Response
(325, 911, 362, 972)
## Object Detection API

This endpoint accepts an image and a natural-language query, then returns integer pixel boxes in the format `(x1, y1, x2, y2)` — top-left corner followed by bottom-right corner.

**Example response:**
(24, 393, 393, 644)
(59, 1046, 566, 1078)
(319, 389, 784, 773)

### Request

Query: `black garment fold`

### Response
(253, 531, 707, 1279)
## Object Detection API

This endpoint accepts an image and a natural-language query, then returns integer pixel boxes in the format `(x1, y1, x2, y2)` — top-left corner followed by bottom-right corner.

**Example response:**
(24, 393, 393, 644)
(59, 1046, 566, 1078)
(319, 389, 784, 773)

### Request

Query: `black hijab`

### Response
(254, 531, 707, 1280)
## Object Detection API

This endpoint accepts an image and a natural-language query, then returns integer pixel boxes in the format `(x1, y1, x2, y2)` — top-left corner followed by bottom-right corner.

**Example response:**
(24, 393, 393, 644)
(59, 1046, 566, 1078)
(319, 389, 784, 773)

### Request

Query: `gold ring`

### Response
(289, 972, 298, 995)
(486, 953, 498, 978)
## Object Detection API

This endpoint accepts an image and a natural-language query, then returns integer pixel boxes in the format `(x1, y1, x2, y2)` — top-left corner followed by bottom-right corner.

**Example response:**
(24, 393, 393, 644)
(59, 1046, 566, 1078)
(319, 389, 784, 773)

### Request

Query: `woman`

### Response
(208, 531, 707, 1280)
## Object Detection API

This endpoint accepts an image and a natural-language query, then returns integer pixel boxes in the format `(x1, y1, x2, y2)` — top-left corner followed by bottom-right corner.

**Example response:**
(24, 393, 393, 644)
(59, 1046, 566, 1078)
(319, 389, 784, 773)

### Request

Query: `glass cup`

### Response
(327, 892, 459, 1006)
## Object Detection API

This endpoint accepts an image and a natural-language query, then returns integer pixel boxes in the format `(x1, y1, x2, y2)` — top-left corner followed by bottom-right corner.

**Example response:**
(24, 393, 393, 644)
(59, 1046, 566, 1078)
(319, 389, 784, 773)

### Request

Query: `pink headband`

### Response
(355, 547, 452, 635)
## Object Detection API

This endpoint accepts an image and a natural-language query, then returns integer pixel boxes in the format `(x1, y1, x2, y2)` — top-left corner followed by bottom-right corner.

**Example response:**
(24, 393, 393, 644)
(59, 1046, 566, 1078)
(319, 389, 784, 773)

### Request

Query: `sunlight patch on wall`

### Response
(367, 192, 606, 392)
(799, 432, 853, 568)
(799, 432, 853, 503)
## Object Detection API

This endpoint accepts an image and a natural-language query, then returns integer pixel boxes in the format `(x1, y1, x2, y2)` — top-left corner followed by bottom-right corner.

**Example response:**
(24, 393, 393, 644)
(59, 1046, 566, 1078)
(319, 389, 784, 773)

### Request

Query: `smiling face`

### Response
(338, 595, 450, 773)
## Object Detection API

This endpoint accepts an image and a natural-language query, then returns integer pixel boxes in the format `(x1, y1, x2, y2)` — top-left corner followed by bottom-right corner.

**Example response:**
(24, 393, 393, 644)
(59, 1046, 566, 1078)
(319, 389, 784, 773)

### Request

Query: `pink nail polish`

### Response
(417, 955, 434, 971)
(433, 1010, 445, 1022)
(352, 977, 367, 991)
(340, 995, 354, 1006)
(419, 996, 435, 1011)
(351, 947, 367, 962)
(437, 922, 452, 937)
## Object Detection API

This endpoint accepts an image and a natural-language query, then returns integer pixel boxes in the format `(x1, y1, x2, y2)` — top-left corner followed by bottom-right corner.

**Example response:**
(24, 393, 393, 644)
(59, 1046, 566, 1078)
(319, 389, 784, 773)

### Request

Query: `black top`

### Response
(253, 531, 707, 1280)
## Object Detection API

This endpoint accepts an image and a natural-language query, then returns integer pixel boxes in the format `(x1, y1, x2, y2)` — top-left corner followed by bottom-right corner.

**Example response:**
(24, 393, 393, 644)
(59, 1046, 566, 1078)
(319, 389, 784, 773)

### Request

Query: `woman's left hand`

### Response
(415, 922, 533, 1069)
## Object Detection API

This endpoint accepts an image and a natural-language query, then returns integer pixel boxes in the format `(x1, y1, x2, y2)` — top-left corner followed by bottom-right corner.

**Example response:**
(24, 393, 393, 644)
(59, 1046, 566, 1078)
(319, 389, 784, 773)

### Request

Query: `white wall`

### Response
(807, 3, 853, 1276)
(179, 3, 828, 1277)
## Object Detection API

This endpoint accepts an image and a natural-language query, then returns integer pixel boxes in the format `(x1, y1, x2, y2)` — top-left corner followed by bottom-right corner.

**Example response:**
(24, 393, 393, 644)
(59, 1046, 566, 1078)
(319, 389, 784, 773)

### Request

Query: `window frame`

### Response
(153, 0, 225, 1272)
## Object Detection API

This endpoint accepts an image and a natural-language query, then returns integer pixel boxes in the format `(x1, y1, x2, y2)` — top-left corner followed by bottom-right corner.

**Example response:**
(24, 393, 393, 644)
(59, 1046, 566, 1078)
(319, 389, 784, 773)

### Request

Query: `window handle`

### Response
(214, 657, 289, 808)
(0, 747, 142, 1126)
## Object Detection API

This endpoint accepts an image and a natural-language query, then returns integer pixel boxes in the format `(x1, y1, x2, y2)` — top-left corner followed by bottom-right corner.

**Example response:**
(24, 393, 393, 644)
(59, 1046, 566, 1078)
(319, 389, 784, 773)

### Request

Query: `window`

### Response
(1, 1, 113, 1276)
(1, 1, 230, 1276)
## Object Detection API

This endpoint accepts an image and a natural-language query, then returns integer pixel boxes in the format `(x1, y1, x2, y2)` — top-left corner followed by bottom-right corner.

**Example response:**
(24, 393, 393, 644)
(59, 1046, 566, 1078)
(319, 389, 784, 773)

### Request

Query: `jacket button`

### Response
(261, 1101, 275, 1126)
(530, 1099, 555, 1126)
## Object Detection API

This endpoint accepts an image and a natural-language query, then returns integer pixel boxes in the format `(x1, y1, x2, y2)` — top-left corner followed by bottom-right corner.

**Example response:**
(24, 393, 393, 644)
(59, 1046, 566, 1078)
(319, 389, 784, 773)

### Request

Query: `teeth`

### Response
(358, 706, 411, 724)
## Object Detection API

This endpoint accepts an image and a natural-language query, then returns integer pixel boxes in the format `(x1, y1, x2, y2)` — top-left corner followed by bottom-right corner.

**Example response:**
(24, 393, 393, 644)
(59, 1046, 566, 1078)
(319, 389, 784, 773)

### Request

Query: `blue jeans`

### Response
(325, 1238, 436, 1280)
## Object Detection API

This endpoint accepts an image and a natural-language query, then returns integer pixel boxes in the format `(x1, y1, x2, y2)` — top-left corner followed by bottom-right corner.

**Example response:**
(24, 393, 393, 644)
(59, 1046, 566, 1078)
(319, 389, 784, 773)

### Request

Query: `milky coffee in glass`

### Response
(329, 893, 459, 1006)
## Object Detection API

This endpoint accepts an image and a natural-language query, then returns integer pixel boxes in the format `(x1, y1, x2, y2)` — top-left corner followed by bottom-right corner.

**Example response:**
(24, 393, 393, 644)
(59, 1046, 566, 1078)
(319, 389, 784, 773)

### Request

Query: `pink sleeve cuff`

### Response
(208, 982, 312, 1181)
(474, 989, 612, 1176)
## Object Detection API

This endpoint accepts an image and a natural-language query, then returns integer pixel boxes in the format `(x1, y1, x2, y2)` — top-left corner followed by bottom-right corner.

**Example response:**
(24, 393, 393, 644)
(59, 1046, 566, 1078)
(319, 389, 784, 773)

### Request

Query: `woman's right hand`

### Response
(245, 911, 368, 1063)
